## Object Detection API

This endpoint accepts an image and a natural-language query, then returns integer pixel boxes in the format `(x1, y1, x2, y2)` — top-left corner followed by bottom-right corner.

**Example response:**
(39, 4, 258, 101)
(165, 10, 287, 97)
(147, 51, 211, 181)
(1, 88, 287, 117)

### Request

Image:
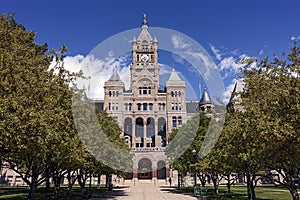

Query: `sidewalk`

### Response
(91, 181, 199, 200)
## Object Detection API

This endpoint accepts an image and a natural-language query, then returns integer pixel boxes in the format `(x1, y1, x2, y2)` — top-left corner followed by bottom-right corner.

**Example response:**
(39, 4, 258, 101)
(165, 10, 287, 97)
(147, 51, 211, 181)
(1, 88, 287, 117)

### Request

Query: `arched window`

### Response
(158, 118, 166, 147)
(146, 118, 155, 147)
(137, 103, 142, 111)
(143, 103, 147, 111)
(129, 103, 132, 111)
(136, 118, 144, 146)
(178, 116, 182, 126)
(149, 103, 153, 111)
(172, 116, 177, 128)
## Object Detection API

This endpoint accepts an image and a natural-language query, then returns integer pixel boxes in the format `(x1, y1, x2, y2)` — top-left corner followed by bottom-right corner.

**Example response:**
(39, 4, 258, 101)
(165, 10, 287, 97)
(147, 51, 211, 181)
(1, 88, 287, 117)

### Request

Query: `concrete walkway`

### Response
(91, 180, 199, 200)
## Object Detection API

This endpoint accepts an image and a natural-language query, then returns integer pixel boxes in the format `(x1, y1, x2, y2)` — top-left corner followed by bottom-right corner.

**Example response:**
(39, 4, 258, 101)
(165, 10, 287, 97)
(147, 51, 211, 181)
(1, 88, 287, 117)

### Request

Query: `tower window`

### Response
(129, 103, 132, 111)
(172, 117, 177, 128)
(178, 116, 182, 126)
(137, 55, 140, 62)
(143, 88, 147, 94)
(143, 103, 147, 111)
(137, 103, 141, 111)
(149, 103, 153, 111)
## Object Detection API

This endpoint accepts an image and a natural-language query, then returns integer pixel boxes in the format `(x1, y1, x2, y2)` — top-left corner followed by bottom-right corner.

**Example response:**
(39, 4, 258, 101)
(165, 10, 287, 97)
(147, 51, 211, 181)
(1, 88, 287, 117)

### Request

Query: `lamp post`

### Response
(192, 149, 197, 186)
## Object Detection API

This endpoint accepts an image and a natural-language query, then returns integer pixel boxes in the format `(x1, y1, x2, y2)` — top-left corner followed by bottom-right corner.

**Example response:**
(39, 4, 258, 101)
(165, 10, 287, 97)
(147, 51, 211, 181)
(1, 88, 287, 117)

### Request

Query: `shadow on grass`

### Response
(0, 186, 130, 200)
(89, 186, 129, 199)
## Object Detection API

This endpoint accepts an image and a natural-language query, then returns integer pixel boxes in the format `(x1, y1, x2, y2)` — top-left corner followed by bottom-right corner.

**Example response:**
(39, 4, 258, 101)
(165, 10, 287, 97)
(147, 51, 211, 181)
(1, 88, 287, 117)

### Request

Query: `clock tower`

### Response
(130, 13, 159, 97)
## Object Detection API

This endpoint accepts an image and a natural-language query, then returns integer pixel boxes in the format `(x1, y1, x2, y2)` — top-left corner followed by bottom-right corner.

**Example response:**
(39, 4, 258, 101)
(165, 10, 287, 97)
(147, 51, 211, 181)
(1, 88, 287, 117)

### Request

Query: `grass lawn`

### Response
(181, 185, 293, 200)
(0, 185, 109, 200)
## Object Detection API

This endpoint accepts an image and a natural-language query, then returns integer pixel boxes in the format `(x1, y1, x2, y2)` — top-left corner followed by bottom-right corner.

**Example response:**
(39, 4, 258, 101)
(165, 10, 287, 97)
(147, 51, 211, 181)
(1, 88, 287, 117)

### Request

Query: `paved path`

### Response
(91, 181, 199, 200)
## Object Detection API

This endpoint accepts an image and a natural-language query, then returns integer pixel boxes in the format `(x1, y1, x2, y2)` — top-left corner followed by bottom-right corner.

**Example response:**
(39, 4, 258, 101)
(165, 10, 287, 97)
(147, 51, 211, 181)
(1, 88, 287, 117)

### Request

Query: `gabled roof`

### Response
(168, 68, 182, 81)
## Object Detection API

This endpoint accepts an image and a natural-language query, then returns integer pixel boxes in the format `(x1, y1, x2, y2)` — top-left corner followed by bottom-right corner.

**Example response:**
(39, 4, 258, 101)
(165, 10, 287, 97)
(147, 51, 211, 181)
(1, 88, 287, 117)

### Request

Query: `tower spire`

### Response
(142, 13, 147, 26)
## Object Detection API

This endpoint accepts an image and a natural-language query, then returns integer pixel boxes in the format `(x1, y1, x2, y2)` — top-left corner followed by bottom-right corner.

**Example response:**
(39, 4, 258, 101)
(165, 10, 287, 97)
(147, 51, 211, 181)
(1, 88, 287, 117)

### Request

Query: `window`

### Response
(171, 91, 174, 97)
(149, 103, 153, 111)
(137, 103, 142, 111)
(112, 103, 115, 110)
(125, 103, 128, 111)
(129, 103, 132, 111)
(143, 103, 147, 111)
(113, 91, 116, 97)
(108, 103, 111, 110)
(172, 117, 177, 128)
(116, 91, 119, 97)
(109, 91, 112, 97)
(172, 103, 175, 110)
(178, 116, 182, 126)
(137, 55, 140, 61)
(178, 91, 181, 97)
(115, 103, 118, 110)
(178, 103, 182, 111)
(175, 103, 178, 110)
(113, 117, 118, 123)
(143, 89, 147, 94)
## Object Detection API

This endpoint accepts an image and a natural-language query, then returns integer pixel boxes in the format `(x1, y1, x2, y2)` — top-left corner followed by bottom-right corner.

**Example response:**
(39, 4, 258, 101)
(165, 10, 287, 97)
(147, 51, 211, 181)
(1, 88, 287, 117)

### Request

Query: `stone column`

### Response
(155, 118, 159, 147)
(132, 118, 135, 148)
(133, 168, 138, 182)
(143, 119, 147, 147)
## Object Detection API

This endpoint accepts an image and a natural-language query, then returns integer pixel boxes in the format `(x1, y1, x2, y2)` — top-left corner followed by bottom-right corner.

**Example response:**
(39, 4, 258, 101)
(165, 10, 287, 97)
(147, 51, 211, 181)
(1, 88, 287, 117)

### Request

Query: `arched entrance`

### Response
(138, 158, 152, 179)
(157, 161, 166, 179)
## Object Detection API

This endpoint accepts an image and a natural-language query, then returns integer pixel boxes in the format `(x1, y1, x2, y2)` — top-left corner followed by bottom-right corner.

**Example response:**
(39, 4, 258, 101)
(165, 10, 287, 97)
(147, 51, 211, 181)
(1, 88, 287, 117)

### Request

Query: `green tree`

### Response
(0, 13, 82, 200)
(239, 44, 300, 200)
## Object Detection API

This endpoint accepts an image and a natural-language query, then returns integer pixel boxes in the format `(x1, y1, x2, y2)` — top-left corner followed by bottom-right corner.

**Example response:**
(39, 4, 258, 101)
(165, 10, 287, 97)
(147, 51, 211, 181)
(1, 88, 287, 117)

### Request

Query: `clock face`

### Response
(141, 54, 149, 63)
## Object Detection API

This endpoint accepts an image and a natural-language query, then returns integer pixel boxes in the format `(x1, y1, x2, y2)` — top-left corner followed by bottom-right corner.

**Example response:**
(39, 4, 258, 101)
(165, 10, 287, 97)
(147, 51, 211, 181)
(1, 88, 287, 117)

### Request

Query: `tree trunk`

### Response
(289, 187, 300, 200)
(97, 174, 101, 189)
(27, 165, 38, 200)
(53, 174, 61, 198)
(67, 170, 77, 195)
(211, 173, 219, 195)
(250, 179, 256, 200)
(45, 167, 50, 190)
(226, 174, 231, 194)
(88, 173, 92, 198)
(245, 162, 252, 200)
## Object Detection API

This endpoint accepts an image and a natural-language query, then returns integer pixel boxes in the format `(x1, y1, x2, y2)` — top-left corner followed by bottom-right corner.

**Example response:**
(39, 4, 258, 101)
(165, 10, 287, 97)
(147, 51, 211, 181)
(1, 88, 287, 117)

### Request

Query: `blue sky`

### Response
(2, 0, 300, 102)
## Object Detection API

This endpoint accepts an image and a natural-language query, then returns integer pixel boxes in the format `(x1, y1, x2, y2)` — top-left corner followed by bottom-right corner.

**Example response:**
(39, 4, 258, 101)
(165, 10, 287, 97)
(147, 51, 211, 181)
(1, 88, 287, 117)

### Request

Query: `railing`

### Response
(130, 147, 166, 152)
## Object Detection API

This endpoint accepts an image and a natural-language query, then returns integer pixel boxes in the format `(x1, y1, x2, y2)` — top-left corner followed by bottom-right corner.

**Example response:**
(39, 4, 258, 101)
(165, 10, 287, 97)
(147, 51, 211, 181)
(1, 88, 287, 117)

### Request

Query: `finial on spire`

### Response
(142, 12, 147, 26)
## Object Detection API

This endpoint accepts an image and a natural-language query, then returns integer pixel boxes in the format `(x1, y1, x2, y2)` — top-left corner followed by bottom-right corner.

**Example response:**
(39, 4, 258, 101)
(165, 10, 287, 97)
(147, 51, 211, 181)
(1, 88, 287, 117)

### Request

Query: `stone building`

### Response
(103, 14, 213, 182)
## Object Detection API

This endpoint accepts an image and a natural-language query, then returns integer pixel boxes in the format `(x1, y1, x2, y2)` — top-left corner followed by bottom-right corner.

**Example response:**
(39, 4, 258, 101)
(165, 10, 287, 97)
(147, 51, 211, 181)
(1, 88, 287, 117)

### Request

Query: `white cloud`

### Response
(291, 35, 300, 41)
(222, 78, 237, 104)
(52, 54, 131, 100)
(171, 35, 190, 49)
(209, 44, 222, 60)
(259, 49, 264, 56)
(218, 56, 244, 73)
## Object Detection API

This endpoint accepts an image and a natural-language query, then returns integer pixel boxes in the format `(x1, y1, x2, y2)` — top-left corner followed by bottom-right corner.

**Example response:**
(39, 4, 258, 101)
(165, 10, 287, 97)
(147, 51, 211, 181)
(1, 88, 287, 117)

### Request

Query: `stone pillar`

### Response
(155, 118, 159, 147)
(133, 168, 138, 180)
(143, 119, 147, 147)
(132, 119, 135, 148)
